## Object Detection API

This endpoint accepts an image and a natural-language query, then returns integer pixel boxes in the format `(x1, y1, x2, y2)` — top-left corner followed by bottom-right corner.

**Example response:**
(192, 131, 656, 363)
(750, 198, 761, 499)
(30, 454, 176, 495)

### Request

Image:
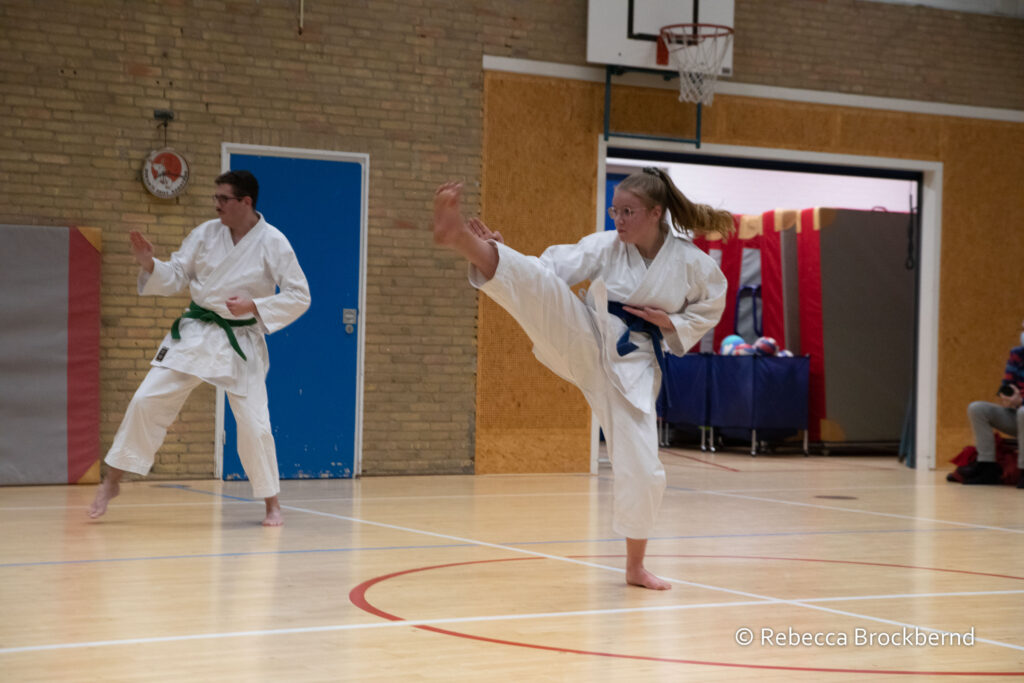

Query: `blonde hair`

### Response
(616, 167, 735, 239)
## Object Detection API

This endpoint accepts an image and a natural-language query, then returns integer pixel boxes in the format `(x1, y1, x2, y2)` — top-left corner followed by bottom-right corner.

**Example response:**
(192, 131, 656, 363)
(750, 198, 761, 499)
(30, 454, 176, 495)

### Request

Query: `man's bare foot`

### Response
(262, 497, 283, 527)
(433, 182, 467, 246)
(626, 567, 673, 590)
(88, 479, 120, 519)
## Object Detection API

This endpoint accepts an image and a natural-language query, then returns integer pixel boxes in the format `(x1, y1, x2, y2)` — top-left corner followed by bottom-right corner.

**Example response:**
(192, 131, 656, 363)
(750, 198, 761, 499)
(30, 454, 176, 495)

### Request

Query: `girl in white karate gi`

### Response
(89, 170, 310, 526)
(433, 168, 732, 589)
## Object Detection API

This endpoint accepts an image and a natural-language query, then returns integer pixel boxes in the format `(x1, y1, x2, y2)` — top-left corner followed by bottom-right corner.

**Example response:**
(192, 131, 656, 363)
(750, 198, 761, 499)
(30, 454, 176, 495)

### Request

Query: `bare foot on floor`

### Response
(262, 498, 283, 527)
(88, 479, 120, 519)
(626, 567, 672, 590)
(262, 510, 283, 527)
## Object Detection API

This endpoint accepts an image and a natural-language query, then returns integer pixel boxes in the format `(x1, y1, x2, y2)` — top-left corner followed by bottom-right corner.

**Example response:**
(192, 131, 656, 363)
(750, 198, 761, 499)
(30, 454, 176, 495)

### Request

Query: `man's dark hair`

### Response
(215, 170, 259, 208)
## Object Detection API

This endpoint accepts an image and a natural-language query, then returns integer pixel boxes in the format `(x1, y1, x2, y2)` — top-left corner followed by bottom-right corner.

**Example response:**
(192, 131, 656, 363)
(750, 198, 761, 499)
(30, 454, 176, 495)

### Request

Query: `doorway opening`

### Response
(597, 141, 939, 467)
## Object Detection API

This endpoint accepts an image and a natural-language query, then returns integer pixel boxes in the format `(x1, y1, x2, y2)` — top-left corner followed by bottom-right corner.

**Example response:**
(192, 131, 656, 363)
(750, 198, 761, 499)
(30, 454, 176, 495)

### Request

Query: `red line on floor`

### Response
(349, 555, 1023, 676)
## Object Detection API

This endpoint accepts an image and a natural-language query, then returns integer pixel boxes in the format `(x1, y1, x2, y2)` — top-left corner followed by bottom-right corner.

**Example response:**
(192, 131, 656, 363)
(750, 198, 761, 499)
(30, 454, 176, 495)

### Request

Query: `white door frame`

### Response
(592, 136, 942, 476)
(215, 142, 369, 478)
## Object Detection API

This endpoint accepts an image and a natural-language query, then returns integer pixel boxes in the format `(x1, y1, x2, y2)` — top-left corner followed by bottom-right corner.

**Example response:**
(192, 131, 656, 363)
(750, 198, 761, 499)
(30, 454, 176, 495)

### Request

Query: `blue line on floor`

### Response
(153, 483, 255, 502)
(1, 528, 973, 569)
(0, 543, 477, 568)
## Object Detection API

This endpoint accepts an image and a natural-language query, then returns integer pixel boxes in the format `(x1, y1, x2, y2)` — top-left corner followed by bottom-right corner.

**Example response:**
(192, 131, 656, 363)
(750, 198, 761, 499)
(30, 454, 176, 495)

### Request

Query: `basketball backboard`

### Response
(587, 0, 735, 76)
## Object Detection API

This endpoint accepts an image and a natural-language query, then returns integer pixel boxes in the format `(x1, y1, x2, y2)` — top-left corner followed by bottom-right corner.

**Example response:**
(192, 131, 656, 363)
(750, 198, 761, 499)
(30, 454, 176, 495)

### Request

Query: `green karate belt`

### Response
(171, 301, 257, 360)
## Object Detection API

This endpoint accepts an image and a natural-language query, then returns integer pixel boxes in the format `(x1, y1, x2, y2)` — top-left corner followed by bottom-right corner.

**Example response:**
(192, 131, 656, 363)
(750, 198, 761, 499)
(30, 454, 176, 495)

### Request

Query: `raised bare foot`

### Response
(433, 182, 467, 246)
(626, 567, 672, 590)
(262, 497, 283, 527)
(88, 479, 120, 519)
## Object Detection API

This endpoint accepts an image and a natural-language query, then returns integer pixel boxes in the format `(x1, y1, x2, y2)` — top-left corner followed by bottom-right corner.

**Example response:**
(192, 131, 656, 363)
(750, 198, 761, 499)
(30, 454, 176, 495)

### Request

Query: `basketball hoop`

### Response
(657, 23, 734, 106)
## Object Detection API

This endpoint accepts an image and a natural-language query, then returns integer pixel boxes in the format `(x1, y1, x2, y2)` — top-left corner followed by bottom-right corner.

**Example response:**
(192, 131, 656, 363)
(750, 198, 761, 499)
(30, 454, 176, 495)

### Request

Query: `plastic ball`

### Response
(719, 334, 745, 355)
(731, 343, 756, 356)
(777, 349, 794, 358)
(753, 336, 779, 356)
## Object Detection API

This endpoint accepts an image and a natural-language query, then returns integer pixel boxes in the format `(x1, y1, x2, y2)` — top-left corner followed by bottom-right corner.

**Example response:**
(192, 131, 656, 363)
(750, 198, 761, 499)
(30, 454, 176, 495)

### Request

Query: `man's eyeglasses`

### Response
(607, 206, 643, 220)
(213, 194, 241, 205)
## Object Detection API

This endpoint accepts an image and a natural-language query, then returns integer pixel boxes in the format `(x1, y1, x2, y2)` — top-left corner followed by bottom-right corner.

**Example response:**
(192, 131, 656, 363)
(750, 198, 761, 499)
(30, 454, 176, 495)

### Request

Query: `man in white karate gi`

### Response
(89, 170, 311, 526)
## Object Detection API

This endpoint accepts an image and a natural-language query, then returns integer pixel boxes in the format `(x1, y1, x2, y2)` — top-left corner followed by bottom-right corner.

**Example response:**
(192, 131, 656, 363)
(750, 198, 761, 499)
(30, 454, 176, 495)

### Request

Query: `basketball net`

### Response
(657, 24, 734, 106)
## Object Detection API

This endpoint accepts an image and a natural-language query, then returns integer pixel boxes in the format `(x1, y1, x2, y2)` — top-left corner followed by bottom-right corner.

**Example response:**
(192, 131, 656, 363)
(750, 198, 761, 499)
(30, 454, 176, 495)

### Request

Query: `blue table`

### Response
(659, 354, 810, 455)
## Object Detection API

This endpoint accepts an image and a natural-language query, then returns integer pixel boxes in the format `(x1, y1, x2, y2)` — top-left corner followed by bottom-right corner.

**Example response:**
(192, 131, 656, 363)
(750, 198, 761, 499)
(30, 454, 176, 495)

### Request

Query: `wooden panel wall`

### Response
(475, 74, 602, 473)
(481, 71, 1024, 471)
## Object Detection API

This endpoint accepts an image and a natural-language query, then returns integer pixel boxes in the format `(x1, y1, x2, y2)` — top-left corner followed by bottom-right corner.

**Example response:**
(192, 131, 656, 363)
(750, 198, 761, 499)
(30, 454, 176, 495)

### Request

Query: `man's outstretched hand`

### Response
(128, 230, 155, 273)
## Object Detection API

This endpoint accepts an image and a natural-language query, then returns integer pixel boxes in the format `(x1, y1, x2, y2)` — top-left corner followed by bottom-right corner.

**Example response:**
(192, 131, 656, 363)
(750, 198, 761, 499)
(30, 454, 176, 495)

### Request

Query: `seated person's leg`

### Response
(1016, 407, 1024, 488)
(962, 401, 1012, 485)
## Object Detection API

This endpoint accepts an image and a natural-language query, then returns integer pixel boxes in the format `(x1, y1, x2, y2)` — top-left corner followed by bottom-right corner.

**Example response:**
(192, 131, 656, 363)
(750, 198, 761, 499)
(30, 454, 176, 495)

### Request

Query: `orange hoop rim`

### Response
(659, 23, 734, 44)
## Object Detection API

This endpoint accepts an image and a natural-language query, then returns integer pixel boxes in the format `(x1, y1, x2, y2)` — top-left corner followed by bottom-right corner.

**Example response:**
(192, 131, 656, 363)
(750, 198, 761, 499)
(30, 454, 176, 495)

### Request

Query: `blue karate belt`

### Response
(170, 301, 257, 361)
(606, 301, 671, 408)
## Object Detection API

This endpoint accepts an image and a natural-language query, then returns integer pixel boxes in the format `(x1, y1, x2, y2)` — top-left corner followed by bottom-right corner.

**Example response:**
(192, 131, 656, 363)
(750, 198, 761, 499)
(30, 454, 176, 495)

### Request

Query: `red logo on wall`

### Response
(149, 151, 183, 181)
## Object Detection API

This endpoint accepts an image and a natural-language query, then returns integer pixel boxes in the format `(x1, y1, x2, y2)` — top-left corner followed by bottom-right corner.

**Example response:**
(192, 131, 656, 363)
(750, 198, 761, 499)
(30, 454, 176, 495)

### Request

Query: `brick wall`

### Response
(0, 0, 1020, 480)
(734, 0, 1024, 109)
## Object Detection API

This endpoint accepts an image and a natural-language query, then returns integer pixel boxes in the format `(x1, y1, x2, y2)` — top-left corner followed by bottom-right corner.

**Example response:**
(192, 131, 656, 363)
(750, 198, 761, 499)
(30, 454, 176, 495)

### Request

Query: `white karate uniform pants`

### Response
(104, 366, 280, 499)
(474, 243, 666, 539)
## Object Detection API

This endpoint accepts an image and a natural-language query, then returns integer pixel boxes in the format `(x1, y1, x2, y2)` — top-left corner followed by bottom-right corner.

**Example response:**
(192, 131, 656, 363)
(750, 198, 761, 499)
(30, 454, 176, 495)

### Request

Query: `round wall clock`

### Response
(142, 148, 191, 199)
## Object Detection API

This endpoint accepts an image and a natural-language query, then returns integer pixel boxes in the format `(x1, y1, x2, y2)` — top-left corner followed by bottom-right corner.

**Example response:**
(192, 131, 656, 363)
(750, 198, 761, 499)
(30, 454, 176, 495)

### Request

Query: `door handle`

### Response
(343, 308, 358, 334)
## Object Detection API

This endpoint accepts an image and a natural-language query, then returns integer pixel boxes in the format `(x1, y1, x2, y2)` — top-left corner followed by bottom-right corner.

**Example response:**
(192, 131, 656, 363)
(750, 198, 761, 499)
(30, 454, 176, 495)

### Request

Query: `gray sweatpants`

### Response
(967, 401, 1024, 467)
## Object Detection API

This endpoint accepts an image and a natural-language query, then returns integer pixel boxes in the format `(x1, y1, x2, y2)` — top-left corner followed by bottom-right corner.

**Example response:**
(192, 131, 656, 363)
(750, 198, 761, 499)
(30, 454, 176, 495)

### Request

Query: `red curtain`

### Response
(797, 209, 825, 441)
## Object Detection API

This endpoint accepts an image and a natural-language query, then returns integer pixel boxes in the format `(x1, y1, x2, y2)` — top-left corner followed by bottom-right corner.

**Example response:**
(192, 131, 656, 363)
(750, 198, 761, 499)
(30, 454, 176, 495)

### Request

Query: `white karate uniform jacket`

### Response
(140, 214, 311, 394)
(536, 228, 727, 415)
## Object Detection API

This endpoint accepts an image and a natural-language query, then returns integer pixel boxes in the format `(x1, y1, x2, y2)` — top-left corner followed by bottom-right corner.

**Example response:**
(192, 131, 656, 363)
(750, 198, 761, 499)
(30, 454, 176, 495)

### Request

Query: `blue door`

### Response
(222, 149, 364, 480)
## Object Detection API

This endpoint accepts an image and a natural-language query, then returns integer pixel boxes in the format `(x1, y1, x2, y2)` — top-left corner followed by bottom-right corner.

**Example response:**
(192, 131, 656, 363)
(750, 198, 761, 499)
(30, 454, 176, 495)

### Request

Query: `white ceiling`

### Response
(608, 158, 918, 216)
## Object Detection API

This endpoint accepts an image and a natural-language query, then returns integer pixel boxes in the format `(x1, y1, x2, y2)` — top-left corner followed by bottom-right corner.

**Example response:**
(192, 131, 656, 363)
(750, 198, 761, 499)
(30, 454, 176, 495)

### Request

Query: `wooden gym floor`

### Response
(1, 449, 1022, 681)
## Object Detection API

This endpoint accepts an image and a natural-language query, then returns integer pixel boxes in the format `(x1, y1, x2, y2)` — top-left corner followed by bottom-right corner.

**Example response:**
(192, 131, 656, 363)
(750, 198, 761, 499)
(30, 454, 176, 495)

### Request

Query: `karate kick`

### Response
(433, 168, 732, 589)
(89, 170, 311, 526)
